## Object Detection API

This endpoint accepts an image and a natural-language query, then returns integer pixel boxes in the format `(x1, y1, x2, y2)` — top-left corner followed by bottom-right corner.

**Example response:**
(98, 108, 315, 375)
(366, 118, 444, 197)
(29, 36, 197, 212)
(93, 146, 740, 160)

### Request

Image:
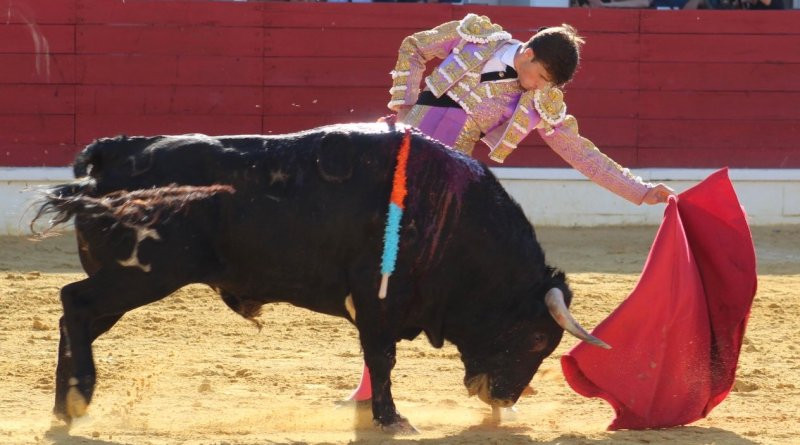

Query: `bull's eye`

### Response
(531, 332, 548, 352)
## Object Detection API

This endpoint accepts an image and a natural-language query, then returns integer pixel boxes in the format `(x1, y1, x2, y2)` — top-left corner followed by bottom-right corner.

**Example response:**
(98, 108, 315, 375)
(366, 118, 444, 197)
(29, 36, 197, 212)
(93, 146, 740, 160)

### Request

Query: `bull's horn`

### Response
(544, 288, 611, 349)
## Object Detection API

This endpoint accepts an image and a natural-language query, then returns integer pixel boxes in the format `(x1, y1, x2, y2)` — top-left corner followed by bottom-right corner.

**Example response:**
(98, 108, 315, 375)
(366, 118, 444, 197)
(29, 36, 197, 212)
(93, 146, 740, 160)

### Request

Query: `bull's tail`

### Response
(31, 182, 234, 238)
(30, 178, 98, 237)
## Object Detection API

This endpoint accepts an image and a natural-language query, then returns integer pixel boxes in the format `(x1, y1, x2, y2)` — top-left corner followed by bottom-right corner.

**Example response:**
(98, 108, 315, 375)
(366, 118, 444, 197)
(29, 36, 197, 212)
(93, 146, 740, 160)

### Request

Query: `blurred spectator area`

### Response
(576, 0, 787, 10)
(292, 0, 795, 7)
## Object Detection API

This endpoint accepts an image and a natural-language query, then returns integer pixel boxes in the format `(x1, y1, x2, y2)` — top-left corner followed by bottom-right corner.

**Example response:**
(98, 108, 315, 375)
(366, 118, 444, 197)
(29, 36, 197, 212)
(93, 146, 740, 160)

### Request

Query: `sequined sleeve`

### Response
(539, 115, 652, 205)
(388, 21, 461, 111)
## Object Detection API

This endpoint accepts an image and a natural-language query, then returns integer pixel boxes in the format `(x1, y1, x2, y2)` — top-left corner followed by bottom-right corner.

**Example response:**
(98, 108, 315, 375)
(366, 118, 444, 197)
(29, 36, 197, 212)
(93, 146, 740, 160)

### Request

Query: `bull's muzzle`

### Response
(465, 373, 514, 408)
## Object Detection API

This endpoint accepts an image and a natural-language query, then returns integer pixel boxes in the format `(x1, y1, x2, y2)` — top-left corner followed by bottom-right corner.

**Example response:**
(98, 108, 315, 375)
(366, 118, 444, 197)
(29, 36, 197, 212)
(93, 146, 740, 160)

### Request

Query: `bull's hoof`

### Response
(376, 416, 419, 435)
(52, 408, 73, 426)
(490, 405, 518, 423)
(65, 386, 88, 419)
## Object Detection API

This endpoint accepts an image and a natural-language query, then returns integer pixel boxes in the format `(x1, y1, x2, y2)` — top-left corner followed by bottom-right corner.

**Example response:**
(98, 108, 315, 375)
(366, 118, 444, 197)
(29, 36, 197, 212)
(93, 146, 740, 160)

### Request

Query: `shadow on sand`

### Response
(349, 416, 759, 445)
(44, 424, 128, 445)
(45, 408, 758, 445)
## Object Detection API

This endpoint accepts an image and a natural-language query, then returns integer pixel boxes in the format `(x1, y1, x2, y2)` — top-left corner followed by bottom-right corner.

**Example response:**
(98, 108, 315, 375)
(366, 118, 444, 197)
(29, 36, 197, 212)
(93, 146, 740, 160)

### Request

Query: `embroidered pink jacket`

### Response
(388, 14, 652, 204)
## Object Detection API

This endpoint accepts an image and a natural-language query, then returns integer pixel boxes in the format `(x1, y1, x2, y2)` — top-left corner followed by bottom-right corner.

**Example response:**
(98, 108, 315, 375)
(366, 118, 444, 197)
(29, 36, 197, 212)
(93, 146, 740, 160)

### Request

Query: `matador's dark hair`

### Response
(525, 24, 585, 87)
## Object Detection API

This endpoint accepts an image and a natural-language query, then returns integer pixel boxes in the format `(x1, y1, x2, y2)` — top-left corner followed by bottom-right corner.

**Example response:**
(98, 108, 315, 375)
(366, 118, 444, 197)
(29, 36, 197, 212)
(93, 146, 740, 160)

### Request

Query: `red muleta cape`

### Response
(561, 168, 757, 430)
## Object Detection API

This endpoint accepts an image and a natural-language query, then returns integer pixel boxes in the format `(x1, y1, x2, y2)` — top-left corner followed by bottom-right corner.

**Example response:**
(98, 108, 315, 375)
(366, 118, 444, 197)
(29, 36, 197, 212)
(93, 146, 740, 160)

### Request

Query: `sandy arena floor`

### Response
(0, 225, 798, 445)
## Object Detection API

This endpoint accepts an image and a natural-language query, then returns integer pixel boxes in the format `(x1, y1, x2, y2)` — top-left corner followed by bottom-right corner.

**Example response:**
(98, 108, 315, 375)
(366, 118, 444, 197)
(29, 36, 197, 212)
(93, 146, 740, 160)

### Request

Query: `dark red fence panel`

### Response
(1, 1, 798, 168)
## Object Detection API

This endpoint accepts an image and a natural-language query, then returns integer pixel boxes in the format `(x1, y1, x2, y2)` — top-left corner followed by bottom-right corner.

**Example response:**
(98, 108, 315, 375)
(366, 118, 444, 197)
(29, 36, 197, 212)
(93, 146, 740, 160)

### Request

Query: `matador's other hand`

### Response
(642, 183, 675, 205)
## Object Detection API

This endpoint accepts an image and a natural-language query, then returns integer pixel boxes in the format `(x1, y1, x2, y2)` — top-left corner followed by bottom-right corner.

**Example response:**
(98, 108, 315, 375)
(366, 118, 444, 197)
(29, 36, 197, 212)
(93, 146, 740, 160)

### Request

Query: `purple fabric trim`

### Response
(416, 107, 469, 148)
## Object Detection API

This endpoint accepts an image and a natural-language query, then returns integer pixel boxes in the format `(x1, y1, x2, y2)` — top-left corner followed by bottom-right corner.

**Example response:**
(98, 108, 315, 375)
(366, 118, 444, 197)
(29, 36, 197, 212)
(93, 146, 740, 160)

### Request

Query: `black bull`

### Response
(34, 123, 608, 432)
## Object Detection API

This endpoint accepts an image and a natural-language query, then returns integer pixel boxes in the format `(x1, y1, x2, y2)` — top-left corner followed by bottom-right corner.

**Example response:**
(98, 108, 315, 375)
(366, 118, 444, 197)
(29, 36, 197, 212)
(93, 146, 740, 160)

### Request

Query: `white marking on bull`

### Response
(344, 295, 357, 321)
(118, 227, 161, 273)
(127, 153, 155, 176)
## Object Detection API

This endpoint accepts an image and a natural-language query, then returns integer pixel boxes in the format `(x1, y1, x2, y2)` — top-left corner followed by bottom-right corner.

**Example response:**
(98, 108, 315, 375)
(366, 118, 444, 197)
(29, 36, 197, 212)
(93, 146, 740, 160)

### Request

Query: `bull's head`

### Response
(461, 282, 608, 408)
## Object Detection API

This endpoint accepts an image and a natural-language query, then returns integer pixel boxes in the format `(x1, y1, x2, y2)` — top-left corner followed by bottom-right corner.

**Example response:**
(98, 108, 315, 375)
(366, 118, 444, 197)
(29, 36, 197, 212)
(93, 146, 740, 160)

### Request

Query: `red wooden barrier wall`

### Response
(1, 0, 798, 168)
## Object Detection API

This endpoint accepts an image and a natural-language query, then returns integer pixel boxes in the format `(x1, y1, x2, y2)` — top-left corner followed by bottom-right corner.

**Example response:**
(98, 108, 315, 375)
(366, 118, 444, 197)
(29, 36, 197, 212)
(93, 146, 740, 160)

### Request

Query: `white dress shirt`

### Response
(481, 42, 521, 74)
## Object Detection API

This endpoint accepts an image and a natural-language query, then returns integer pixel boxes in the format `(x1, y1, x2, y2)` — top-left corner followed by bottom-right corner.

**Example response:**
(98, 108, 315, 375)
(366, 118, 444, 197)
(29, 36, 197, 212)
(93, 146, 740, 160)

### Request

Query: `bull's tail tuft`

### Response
(31, 183, 235, 238)
(30, 178, 98, 238)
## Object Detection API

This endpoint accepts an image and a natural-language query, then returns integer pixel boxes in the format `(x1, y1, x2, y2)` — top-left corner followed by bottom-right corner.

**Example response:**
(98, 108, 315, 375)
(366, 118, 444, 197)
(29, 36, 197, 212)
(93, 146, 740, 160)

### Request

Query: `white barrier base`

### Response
(496, 168, 800, 227)
(2, 167, 798, 235)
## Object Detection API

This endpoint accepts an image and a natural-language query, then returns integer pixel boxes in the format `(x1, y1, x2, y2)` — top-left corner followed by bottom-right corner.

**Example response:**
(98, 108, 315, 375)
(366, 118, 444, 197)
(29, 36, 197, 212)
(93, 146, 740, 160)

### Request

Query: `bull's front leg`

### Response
(53, 317, 73, 421)
(55, 269, 176, 424)
(349, 250, 417, 434)
(361, 337, 417, 434)
(54, 313, 122, 423)
(56, 281, 99, 422)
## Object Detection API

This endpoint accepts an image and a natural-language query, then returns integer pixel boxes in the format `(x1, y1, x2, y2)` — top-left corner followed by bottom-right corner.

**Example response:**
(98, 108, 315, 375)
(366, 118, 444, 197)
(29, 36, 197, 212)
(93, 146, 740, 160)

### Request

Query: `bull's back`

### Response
(69, 124, 516, 313)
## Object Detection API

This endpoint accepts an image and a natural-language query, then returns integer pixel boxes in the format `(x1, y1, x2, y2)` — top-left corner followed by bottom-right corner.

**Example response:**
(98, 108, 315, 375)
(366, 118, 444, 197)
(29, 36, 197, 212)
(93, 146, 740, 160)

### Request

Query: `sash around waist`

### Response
(416, 66, 518, 109)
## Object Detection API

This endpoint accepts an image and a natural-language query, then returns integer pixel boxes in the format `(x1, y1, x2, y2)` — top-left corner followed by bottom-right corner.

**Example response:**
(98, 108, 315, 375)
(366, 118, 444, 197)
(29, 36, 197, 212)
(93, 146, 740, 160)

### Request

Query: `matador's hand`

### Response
(642, 183, 675, 205)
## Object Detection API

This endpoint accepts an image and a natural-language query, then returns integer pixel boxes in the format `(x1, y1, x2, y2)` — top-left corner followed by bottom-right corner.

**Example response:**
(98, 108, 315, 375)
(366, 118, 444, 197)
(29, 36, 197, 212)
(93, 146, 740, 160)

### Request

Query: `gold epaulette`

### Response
(533, 85, 567, 135)
(456, 14, 511, 44)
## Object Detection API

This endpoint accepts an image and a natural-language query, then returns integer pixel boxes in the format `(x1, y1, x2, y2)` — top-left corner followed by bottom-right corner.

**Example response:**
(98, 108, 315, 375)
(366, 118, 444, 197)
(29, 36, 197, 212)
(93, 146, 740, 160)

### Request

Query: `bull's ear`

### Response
(317, 131, 354, 183)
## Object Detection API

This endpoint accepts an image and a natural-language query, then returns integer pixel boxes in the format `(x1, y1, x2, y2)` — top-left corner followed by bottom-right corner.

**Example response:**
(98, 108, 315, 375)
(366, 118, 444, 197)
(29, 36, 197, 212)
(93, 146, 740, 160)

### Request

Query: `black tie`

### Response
(480, 65, 518, 82)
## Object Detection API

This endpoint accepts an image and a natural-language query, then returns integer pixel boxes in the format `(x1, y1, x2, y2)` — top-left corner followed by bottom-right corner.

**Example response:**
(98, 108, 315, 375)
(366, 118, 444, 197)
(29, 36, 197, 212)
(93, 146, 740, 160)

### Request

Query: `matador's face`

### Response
(514, 47, 553, 92)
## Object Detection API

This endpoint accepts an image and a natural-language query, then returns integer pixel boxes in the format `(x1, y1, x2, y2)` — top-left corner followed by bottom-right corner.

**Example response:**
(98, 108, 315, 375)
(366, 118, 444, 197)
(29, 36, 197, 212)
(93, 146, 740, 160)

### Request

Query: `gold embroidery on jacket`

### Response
(488, 90, 536, 162)
(541, 114, 648, 204)
(452, 117, 482, 156)
(402, 105, 426, 128)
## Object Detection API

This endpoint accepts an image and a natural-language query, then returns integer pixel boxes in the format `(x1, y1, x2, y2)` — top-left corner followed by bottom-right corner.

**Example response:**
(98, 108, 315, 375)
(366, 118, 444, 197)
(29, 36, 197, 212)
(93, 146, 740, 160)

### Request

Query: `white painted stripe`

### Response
(2, 167, 800, 230)
(0, 167, 73, 181)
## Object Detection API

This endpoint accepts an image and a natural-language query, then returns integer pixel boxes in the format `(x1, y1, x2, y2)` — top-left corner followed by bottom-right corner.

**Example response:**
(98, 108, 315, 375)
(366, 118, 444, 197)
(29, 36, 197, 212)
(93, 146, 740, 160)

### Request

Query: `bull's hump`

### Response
(312, 122, 397, 136)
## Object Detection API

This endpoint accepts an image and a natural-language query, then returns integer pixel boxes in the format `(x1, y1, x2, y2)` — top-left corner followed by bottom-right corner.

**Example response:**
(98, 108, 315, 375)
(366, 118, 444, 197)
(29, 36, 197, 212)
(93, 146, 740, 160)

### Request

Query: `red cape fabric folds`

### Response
(561, 168, 757, 430)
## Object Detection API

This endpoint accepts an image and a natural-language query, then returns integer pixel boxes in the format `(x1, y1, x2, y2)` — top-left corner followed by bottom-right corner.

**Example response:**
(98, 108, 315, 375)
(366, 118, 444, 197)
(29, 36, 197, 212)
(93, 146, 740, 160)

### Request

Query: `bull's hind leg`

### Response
(56, 271, 181, 423)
